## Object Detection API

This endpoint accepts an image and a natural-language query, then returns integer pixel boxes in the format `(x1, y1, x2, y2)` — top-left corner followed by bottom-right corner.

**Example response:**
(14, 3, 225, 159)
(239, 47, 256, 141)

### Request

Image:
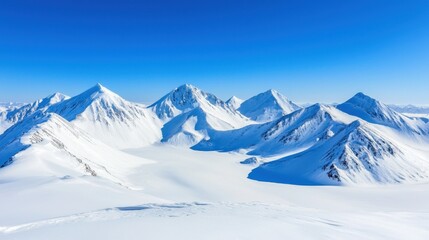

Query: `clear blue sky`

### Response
(1, 0, 428, 105)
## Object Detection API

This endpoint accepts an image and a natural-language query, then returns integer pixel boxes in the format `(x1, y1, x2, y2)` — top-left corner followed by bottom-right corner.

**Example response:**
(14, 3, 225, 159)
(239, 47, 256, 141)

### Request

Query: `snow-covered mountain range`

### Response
(389, 104, 429, 114)
(1, 84, 429, 186)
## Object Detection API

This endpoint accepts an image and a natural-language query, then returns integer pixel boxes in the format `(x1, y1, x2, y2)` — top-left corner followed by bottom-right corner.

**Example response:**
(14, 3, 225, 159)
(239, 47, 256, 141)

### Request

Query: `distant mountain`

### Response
(194, 104, 357, 156)
(238, 89, 301, 122)
(226, 96, 244, 109)
(47, 83, 162, 149)
(0, 93, 69, 134)
(249, 120, 429, 185)
(0, 102, 25, 112)
(389, 104, 429, 114)
(0, 113, 150, 187)
(150, 84, 251, 146)
(337, 92, 428, 135)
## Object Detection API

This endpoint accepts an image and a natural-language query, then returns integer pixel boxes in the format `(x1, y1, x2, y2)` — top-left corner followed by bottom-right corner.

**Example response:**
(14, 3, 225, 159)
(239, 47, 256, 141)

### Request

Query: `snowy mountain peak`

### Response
(266, 89, 280, 96)
(46, 92, 69, 103)
(238, 89, 301, 122)
(95, 82, 104, 88)
(82, 83, 119, 99)
(47, 84, 130, 122)
(46, 84, 162, 148)
(150, 85, 252, 146)
(177, 83, 198, 91)
(149, 84, 230, 120)
(226, 96, 244, 109)
(344, 92, 379, 108)
(337, 92, 427, 134)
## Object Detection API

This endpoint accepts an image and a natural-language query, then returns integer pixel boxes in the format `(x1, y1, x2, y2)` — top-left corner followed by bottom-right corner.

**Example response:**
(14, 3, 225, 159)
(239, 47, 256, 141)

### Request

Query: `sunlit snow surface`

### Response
(0, 145, 429, 240)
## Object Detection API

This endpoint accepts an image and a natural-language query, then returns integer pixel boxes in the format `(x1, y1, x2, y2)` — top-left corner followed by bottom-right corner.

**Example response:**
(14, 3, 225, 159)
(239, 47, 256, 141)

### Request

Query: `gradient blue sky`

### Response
(1, 0, 428, 105)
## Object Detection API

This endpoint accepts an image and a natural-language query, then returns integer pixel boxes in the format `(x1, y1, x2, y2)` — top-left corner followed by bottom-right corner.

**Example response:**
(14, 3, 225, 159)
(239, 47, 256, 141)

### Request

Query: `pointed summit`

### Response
(46, 84, 162, 148)
(79, 83, 117, 99)
(149, 84, 251, 146)
(343, 92, 378, 107)
(86, 83, 104, 93)
(176, 83, 197, 91)
(91, 82, 109, 93)
(43, 92, 70, 106)
(238, 89, 301, 122)
(336, 92, 425, 133)
(47, 84, 125, 121)
(226, 96, 244, 109)
(149, 84, 231, 120)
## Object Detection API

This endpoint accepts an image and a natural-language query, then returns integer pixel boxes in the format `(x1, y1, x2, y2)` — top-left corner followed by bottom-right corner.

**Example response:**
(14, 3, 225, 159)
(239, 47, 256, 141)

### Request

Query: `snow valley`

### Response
(1, 83, 429, 240)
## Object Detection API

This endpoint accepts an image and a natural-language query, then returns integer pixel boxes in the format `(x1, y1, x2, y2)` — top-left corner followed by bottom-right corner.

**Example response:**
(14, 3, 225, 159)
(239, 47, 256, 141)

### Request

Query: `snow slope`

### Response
(238, 89, 301, 122)
(0, 93, 68, 134)
(2, 145, 429, 240)
(0, 112, 152, 187)
(250, 120, 429, 185)
(47, 84, 162, 149)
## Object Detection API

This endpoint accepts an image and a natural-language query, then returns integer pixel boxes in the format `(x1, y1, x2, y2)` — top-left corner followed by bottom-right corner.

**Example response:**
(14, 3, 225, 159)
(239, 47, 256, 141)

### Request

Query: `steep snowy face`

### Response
(0, 113, 149, 186)
(238, 89, 301, 122)
(47, 84, 162, 149)
(337, 92, 427, 134)
(226, 96, 244, 109)
(261, 104, 349, 142)
(250, 120, 429, 185)
(195, 104, 356, 156)
(0, 93, 69, 134)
